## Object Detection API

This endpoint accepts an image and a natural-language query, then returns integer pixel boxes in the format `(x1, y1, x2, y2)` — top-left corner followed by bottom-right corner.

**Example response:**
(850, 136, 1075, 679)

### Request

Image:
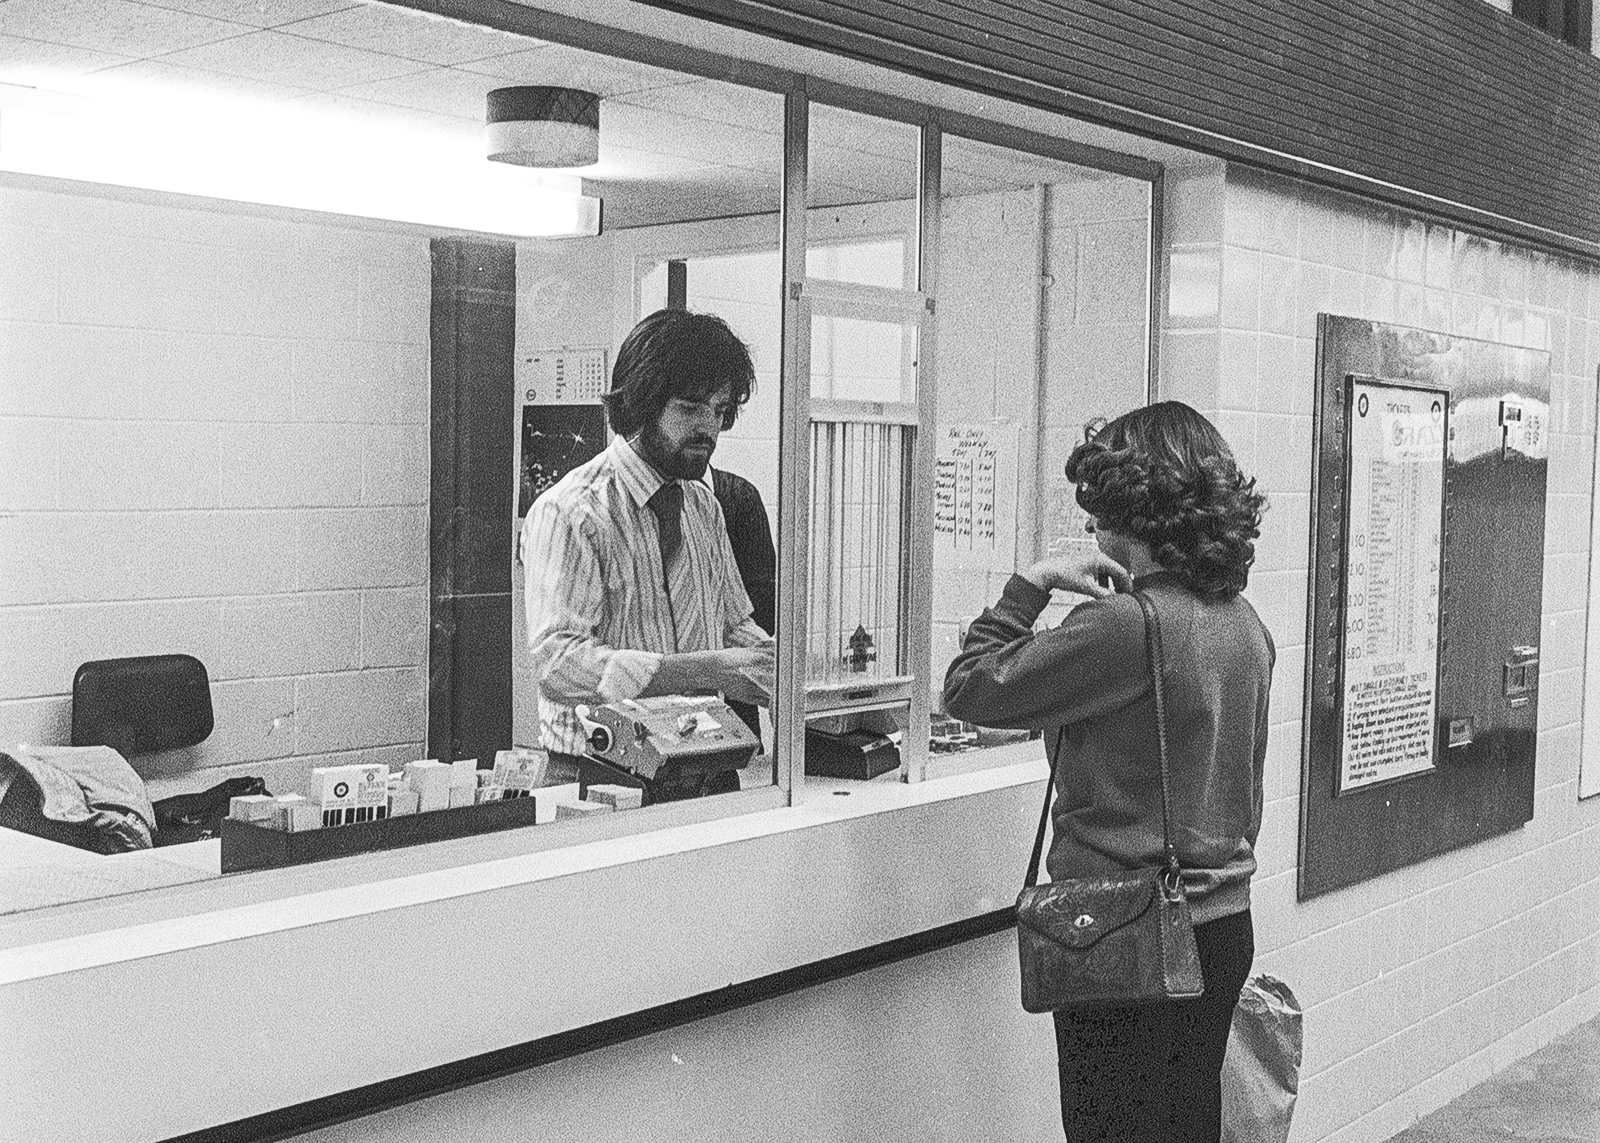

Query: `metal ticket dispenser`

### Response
(1299, 316, 1550, 900)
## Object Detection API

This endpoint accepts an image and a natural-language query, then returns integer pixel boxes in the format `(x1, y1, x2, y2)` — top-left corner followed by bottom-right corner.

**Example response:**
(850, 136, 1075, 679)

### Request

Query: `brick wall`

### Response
(0, 184, 432, 799)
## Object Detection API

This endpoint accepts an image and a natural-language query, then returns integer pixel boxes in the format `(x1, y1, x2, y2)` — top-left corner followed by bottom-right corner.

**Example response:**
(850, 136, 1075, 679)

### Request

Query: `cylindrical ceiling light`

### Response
(485, 86, 599, 168)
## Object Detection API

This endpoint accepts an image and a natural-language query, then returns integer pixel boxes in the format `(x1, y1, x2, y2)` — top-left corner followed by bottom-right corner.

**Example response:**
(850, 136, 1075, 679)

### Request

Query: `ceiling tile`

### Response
(129, 1, 359, 28)
(277, 89, 475, 135)
(0, 0, 246, 57)
(602, 102, 780, 171)
(62, 57, 307, 104)
(590, 145, 721, 182)
(611, 79, 783, 134)
(279, 4, 531, 66)
(457, 43, 694, 98)
(600, 167, 782, 230)
(333, 64, 492, 120)
(0, 32, 135, 85)
(160, 28, 429, 89)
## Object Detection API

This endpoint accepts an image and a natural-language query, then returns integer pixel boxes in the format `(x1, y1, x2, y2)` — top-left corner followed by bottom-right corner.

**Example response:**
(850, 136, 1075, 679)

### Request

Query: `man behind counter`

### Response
(520, 309, 776, 801)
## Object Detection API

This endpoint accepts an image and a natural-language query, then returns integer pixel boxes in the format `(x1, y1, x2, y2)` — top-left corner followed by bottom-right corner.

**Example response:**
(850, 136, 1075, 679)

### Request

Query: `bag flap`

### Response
(1016, 873, 1158, 951)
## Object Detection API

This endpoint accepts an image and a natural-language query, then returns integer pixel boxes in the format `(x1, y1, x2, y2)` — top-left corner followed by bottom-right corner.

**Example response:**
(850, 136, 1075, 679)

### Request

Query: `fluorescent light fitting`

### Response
(0, 86, 602, 238)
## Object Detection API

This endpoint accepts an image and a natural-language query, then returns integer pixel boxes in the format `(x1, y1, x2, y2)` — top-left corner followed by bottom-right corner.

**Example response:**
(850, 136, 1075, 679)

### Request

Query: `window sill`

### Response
(0, 751, 1047, 986)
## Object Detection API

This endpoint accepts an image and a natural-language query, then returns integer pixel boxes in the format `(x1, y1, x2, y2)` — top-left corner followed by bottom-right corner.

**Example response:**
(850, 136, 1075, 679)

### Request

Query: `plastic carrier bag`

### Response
(1221, 974, 1302, 1143)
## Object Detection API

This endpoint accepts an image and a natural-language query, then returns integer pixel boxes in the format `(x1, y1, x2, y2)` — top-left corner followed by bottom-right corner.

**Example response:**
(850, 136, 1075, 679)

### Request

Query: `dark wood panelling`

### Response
(429, 238, 517, 765)
(637, 0, 1600, 254)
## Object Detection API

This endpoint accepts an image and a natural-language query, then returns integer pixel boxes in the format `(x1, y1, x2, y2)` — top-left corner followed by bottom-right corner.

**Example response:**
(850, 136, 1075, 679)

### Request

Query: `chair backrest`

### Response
(70, 654, 214, 758)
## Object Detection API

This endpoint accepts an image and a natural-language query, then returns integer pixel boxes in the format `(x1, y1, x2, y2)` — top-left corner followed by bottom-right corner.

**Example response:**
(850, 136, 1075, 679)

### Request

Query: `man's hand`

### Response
(643, 644, 776, 704)
(712, 644, 775, 705)
(1023, 549, 1132, 598)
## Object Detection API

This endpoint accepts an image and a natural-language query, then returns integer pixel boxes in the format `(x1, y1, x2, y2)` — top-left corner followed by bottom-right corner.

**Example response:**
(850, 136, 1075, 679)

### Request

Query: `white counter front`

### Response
(0, 756, 1047, 1143)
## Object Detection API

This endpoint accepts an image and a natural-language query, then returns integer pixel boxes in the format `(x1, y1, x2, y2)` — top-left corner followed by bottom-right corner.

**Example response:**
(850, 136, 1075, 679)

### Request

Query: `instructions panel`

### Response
(1338, 379, 1447, 792)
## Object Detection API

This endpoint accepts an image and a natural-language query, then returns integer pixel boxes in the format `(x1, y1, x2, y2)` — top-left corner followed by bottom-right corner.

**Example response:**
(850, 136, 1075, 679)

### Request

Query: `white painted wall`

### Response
(0, 182, 432, 800)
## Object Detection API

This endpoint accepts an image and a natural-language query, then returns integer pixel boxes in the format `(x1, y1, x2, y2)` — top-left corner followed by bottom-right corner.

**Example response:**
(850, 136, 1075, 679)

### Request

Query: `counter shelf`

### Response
(220, 796, 542, 872)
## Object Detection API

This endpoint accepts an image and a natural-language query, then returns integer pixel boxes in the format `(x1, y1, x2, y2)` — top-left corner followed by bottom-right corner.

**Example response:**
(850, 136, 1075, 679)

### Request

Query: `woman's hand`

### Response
(1023, 549, 1133, 598)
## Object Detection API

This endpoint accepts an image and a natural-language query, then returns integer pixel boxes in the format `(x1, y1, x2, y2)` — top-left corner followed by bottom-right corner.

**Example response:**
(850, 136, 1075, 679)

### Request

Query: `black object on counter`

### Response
(803, 728, 900, 780)
(154, 775, 268, 845)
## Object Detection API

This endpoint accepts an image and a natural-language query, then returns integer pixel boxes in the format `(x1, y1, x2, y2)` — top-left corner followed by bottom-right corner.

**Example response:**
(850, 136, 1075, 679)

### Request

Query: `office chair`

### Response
(70, 653, 215, 760)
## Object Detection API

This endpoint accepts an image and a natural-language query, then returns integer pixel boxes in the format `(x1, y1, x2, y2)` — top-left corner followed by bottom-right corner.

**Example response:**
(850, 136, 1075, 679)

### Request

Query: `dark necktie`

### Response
(647, 481, 683, 571)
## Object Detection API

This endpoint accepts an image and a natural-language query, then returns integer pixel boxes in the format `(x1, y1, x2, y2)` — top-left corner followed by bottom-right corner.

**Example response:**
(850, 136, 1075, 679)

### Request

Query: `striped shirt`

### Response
(520, 434, 771, 755)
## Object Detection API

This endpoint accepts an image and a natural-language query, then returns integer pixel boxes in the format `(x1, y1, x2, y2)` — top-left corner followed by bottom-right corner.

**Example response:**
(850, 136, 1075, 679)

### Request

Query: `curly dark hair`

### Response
(1064, 402, 1266, 600)
(603, 309, 754, 437)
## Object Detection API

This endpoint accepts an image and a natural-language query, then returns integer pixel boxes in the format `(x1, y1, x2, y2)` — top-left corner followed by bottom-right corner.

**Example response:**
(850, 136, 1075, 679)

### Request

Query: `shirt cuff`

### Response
(596, 650, 664, 703)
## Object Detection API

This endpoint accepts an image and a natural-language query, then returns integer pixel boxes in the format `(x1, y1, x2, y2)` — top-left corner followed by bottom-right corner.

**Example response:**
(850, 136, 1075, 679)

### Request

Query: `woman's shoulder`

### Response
(1059, 590, 1148, 643)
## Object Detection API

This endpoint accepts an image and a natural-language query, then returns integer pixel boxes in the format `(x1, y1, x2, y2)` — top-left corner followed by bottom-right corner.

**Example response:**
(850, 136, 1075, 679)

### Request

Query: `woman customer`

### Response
(943, 401, 1273, 1143)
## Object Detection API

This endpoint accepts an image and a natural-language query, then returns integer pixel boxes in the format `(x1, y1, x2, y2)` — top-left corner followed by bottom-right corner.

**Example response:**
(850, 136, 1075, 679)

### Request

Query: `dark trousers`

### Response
(1053, 909, 1254, 1143)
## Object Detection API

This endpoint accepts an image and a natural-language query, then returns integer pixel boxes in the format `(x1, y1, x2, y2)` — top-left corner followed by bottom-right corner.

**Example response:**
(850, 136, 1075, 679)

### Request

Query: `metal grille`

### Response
(807, 420, 912, 686)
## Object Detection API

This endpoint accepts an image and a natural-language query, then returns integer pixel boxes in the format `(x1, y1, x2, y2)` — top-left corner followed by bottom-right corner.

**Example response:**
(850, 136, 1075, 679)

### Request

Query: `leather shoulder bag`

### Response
(1016, 590, 1205, 1014)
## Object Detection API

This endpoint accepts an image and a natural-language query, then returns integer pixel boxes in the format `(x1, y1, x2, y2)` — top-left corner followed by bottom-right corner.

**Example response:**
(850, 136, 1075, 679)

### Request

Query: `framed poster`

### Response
(1336, 377, 1447, 793)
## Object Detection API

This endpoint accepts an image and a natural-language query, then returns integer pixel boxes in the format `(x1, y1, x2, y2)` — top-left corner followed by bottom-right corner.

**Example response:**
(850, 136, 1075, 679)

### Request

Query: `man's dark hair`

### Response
(1065, 401, 1267, 601)
(603, 309, 755, 437)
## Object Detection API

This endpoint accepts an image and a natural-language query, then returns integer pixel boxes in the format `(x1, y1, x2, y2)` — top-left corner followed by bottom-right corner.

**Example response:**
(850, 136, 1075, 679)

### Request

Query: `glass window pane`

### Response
(806, 104, 920, 291)
(516, 74, 789, 802)
(924, 133, 1152, 779)
(810, 314, 916, 402)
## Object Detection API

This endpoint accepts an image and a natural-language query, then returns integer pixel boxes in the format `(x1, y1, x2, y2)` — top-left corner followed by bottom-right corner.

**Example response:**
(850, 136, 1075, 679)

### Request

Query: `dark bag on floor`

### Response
(1016, 591, 1204, 1014)
(1221, 974, 1302, 1143)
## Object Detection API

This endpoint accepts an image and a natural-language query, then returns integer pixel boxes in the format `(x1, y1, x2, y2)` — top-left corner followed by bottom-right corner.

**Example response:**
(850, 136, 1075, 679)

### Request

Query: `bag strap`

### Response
(1022, 589, 1177, 889)
(1136, 591, 1183, 882)
(1022, 721, 1068, 890)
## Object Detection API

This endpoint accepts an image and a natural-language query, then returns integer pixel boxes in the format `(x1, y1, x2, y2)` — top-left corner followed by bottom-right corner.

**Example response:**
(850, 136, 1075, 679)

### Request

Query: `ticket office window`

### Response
(511, 74, 789, 801)
(792, 105, 1156, 784)
(797, 103, 929, 777)
(922, 132, 1153, 779)
(0, 0, 1159, 915)
(0, 0, 809, 916)
(624, 232, 786, 780)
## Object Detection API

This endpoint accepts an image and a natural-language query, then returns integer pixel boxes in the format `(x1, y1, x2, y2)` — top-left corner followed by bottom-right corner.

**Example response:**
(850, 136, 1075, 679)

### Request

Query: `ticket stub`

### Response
(492, 747, 549, 798)
(312, 764, 390, 827)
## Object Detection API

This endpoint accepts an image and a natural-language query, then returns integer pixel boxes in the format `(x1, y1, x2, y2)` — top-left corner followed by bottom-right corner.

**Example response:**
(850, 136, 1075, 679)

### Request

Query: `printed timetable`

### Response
(1338, 378, 1448, 793)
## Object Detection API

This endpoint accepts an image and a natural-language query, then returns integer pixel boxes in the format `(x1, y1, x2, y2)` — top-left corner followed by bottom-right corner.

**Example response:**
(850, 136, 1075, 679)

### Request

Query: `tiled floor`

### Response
(1384, 1013, 1600, 1142)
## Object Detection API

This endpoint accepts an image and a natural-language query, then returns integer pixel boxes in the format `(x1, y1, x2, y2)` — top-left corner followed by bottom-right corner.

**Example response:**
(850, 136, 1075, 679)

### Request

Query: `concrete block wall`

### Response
(685, 247, 782, 544)
(927, 175, 1150, 709)
(928, 186, 1042, 697)
(0, 183, 431, 800)
(1162, 160, 1600, 1142)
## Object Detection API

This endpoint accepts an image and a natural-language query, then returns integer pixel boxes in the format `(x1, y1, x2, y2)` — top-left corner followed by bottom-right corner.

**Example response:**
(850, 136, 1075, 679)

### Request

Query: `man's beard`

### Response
(637, 421, 716, 481)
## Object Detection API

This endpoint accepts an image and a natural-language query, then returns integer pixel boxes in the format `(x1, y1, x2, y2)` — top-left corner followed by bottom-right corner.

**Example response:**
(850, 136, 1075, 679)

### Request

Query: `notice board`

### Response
(1299, 317, 1549, 900)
